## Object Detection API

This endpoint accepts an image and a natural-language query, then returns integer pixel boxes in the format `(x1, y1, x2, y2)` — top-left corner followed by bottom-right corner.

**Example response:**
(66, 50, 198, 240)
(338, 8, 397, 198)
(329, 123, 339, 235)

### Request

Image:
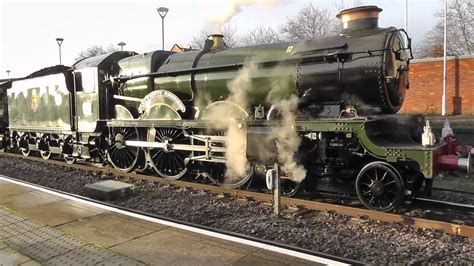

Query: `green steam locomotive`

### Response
(0, 6, 471, 212)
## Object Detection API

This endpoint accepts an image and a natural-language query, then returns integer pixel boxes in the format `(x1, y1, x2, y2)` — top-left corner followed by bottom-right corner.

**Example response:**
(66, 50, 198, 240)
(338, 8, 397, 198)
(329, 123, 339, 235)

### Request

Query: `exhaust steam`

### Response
(199, 62, 307, 184)
(205, 0, 288, 34)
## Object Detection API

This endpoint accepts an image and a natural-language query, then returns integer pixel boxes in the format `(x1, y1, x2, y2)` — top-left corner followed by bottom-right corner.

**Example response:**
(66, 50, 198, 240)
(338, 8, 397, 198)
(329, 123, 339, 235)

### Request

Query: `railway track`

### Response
(1, 151, 474, 239)
(415, 197, 474, 211)
(432, 187, 474, 197)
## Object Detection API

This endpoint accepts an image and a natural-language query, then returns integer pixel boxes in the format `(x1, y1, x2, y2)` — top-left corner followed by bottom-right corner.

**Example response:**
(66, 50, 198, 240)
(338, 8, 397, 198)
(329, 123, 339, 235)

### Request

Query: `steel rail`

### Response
(1, 152, 474, 239)
(414, 197, 474, 210)
(432, 187, 474, 196)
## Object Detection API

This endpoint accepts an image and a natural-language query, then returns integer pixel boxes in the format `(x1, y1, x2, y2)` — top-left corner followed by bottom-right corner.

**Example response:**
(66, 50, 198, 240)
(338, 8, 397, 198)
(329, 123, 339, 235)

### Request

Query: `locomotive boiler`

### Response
(118, 6, 409, 118)
(0, 5, 471, 212)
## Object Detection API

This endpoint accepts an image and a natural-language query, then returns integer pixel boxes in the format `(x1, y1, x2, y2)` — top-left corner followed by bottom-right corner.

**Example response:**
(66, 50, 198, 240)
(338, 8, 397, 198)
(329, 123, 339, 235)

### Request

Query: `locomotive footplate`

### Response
(296, 119, 441, 178)
(107, 117, 472, 179)
(106, 119, 229, 130)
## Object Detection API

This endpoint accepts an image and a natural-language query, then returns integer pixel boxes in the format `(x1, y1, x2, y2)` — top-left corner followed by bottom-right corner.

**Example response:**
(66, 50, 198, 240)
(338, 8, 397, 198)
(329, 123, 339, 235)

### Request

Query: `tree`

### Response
(280, 3, 339, 40)
(416, 0, 473, 58)
(189, 24, 241, 49)
(241, 26, 282, 46)
(75, 44, 116, 62)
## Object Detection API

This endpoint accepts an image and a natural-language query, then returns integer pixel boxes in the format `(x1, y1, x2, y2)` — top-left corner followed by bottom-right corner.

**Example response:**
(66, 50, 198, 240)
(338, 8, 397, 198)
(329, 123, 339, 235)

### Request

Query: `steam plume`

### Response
(222, 63, 257, 181)
(199, 61, 307, 184)
(199, 63, 257, 182)
(271, 96, 307, 182)
(264, 70, 306, 182)
(205, 0, 288, 33)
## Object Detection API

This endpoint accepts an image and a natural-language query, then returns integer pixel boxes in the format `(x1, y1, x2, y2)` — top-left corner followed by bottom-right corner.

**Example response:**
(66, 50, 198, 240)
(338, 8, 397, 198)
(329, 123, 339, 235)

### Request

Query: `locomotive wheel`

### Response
(19, 133, 31, 157)
(281, 178, 301, 197)
(62, 136, 76, 164)
(107, 127, 140, 173)
(0, 137, 6, 152)
(40, 151, 52, 160)
(63, 154, 76, 164)
(202, 162, 254, 189)
(20, 148, 30, 157)
(40, 136, 51, 160)
(197, 128, 253, 188)
(0, 132, 6, 152)
(147, 128, 190, 180)
(355, 162, 404, 212)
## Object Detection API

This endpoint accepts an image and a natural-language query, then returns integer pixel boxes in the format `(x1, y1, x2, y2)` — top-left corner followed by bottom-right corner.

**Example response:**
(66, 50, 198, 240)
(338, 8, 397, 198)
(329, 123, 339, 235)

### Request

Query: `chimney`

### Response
(336, 5, 382, 32)
(208, 34, 226, 51)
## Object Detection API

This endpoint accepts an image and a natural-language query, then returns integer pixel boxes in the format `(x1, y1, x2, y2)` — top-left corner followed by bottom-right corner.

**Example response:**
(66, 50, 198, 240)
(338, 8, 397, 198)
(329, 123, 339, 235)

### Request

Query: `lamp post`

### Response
(56, 38, 64, 65)
(404, 0, 409, 48)
(442, 0, 447, 116)
(118, 42, 126, 51)
(157, 7, 169, 50)
(6, 70, 10, 79)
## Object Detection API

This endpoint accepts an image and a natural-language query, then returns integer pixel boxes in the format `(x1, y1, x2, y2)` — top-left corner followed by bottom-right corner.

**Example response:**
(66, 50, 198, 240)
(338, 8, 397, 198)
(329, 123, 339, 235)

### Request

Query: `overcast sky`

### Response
(1, 0, 441, 78)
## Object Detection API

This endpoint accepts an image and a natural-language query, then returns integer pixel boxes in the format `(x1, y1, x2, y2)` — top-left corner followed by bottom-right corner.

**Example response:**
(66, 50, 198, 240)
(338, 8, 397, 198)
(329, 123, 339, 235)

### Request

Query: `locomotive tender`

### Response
(0, 6, 471, 212)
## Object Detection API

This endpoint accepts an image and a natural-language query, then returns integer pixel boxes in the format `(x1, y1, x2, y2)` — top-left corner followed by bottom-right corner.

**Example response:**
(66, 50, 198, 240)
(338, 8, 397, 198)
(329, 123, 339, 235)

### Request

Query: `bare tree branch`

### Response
(241, 26, 283, 46)
(75, 44, 116, 62)
(416, 0, 473, 58)
(280, 3, 339, 40)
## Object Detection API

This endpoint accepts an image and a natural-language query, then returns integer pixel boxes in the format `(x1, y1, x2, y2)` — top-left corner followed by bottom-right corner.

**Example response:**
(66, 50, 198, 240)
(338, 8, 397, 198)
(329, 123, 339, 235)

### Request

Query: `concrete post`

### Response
(272, 163, 281, 216)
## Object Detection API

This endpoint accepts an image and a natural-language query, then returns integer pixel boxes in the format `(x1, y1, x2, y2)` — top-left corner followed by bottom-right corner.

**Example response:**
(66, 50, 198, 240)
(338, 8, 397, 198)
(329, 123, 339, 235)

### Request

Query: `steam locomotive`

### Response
(0, 6, 471, 212)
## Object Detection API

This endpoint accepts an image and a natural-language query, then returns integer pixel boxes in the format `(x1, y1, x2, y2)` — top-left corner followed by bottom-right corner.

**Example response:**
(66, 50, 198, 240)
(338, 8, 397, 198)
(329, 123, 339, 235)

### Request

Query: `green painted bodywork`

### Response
(7, 73, 72, 133)
(74, 51, 136, 131)
(119, 51, 173, 111)
(296, 119, 437, 178)
(106, 116, 437, 178)
(76, 90, 100, 133)
(75, 67, 100, 133)
(154, 43, 297, 110)
(110, 31, 430, 178)
(0, 84, 7, 128)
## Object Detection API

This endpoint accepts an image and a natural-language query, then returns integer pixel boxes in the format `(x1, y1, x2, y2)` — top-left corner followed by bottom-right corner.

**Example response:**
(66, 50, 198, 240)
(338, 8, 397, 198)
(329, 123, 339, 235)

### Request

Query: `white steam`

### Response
(199, 61, 307, 184)
(270, 96, 307, 182)
(205, 0, 289, 33)
(266, 72, 307, 183)
(222, 63, 257, 181)
(200, 63, 257, 182)
(226, 62, 256, 111)
(225, 121, 250, 181)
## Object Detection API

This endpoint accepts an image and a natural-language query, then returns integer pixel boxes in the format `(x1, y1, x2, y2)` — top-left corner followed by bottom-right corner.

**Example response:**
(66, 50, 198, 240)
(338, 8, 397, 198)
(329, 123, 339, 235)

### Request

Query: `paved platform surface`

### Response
(0, 180, 324, 265)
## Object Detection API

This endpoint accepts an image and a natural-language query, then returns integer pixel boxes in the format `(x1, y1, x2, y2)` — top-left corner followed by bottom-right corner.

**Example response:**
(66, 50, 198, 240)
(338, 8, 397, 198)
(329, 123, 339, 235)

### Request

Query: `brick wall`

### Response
(400, 55, 474, 115)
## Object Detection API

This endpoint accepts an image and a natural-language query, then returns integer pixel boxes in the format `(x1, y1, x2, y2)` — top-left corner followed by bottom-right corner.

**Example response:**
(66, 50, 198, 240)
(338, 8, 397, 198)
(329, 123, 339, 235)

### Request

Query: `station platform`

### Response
(0, 177, 339, 265)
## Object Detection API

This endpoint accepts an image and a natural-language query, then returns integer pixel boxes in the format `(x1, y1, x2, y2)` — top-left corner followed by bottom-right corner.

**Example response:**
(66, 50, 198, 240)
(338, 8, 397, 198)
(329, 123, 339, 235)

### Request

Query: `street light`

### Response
(56, 38, 64, 65)
(117, 42, 126, 51)
(442, 0, 447, 116)
(6, 70, 10, 79)
(404, 0, 409, 48)
(157, 7, 169, 50)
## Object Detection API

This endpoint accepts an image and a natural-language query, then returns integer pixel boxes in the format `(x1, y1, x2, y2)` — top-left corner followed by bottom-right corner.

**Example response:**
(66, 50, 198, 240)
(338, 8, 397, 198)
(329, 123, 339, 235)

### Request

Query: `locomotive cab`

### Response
(0, 81, 9, 130)
(73, 51, 136, 132)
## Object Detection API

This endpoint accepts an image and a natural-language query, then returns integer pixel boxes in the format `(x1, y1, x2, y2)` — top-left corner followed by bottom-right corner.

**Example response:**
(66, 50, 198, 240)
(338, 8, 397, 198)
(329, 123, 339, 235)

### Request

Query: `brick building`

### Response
(400, 55, 474, 115)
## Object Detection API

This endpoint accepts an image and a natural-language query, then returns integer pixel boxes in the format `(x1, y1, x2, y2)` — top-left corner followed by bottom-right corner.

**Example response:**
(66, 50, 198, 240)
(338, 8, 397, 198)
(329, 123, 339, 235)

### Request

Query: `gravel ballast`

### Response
(0, 155, 473, 264)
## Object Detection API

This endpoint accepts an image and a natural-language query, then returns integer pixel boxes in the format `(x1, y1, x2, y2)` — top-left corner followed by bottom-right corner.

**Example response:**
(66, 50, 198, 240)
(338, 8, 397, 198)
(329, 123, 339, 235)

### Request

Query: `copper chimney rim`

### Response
(337, 5, 382, 31)
(208, 34, 225, 51)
